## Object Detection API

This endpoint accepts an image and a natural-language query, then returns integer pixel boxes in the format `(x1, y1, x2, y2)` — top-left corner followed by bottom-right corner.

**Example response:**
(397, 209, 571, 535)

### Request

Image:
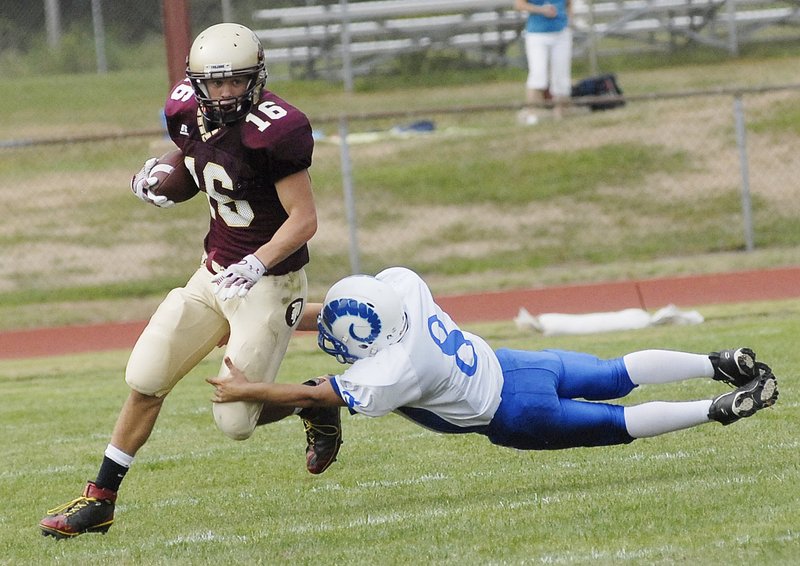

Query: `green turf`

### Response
(1, 299, 797, 564)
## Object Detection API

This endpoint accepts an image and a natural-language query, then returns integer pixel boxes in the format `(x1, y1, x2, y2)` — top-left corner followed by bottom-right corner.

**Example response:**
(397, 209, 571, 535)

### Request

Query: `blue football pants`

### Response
(486, 348, 636, 450)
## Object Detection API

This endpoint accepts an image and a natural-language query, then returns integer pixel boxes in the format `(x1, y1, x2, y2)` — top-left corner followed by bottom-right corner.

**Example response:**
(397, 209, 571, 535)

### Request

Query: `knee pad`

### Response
(213, 401, 259, 440)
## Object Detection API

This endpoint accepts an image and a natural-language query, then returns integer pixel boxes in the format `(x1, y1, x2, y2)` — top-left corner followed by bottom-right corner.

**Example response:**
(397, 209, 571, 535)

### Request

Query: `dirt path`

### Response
(2, 266, 799, 360)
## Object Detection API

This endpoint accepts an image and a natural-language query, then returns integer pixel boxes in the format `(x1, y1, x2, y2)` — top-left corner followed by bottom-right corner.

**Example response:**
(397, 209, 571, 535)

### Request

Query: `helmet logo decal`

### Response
(204, 63, 232, 75)
(323, 298, 382, 344)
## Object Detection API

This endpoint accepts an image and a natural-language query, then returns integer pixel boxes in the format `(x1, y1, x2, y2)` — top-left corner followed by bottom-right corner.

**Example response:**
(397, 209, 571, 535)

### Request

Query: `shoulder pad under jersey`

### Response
(239, 90, 312, 151)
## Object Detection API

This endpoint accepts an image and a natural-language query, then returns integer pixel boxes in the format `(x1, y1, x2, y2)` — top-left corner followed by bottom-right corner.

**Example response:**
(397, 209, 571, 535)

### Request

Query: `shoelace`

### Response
(302, 419, 340, 445)
(46, 496, 95, 517)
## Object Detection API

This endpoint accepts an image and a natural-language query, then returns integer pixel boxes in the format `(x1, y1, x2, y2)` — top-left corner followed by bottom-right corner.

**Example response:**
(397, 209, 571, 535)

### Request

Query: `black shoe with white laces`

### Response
(709, 347, 757, 387)
(708, 363, 778, 426)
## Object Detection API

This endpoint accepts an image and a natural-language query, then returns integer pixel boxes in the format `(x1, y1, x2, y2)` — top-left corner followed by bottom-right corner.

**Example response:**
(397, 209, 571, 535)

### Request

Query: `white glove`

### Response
(211, 254, 267, 300)
(130, 157, 175, 208)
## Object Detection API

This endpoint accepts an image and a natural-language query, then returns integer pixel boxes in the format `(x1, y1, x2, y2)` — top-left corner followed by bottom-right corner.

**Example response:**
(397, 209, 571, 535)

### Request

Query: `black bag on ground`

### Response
(571, 74, 625, 111)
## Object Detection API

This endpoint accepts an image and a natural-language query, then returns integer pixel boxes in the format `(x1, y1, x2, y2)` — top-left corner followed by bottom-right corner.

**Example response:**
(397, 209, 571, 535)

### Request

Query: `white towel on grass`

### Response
(514, 304, 704, 336)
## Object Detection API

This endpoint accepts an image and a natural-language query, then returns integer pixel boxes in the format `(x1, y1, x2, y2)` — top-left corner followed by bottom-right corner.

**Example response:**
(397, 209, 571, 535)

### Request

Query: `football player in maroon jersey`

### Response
(40, 23, 341, 539)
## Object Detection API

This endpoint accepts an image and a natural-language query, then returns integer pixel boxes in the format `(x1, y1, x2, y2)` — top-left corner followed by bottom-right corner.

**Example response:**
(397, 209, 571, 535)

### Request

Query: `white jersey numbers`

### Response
(170, 82, 195, 103)
(175, 98, 292, 228)
(184, 156, 255, 228)
(245, 100, 289, 132)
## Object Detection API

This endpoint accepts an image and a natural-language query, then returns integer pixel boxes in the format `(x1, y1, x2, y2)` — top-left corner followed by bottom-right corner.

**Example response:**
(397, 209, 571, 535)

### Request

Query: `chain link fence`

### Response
(2, 84, 800, 302)
(318, 86, 800, 273)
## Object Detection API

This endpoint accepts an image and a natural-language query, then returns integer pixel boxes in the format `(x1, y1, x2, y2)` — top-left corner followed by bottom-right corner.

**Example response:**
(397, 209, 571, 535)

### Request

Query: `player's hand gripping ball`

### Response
(130, 149, 199, 208)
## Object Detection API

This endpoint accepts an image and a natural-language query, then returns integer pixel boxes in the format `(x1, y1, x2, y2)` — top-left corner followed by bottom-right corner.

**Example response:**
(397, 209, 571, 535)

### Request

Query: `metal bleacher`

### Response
(572, 0, 800, 57)
(252, 0, 800, 79)
(253, 0, 525, 78)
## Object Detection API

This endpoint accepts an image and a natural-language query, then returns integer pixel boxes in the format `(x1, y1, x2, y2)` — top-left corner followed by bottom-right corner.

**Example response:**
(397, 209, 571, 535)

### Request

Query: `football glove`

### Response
(212, 254, 267, 300)
(130, 157, 175, 208)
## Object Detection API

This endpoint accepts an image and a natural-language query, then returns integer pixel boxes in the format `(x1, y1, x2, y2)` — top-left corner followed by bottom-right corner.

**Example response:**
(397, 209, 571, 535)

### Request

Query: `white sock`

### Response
(105, 444, 134, 468)
(624, 401, 712, 438)
(624, 350, 714, 385)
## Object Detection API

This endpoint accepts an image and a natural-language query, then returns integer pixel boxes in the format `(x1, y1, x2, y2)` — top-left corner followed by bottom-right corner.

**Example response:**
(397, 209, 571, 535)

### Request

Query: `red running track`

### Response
(2, 266, 798, 360)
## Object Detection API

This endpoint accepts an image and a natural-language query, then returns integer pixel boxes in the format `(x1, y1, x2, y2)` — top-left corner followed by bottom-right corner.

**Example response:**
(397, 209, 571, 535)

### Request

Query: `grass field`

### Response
(1, 298, 797, 565)
(1, 39, 799, 564)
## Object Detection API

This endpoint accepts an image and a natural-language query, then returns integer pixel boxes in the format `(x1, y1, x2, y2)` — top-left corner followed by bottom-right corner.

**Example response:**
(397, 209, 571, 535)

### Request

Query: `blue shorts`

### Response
(485, 349, 636, 450)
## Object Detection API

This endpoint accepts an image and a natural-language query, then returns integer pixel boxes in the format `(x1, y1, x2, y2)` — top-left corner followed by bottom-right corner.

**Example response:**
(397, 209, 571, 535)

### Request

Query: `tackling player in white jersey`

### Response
(209, 267, 779, 451)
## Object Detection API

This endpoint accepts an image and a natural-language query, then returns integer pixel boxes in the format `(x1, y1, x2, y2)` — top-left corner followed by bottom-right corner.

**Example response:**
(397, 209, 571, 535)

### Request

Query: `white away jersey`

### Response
(329, 267, 504, 433)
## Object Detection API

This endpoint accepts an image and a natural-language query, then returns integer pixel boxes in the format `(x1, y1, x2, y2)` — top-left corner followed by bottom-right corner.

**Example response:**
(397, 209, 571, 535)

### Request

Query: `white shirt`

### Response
(330, 267, 503, 433)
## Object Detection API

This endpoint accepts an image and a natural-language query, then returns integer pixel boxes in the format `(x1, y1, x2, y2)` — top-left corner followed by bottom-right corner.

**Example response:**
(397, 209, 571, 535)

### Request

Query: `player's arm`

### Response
(253, 169, 318, 269)
(296, 302, 322, 332)
(207, 356, 345, 408)
(211, 170, 318, 300)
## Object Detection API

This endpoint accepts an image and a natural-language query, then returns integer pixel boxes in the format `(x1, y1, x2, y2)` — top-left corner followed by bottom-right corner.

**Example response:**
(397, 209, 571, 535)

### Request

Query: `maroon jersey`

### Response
(163, 79, 313, 274)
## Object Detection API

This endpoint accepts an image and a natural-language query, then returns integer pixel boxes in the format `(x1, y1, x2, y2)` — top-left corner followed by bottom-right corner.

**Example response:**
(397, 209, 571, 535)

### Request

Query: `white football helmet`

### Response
(186, 23, 267, 125)
(318, 275, 409, 364)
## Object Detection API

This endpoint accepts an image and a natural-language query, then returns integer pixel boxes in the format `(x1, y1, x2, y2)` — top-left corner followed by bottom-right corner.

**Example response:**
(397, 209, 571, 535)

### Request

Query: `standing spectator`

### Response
(39, 23, 341, 540)
(515, 0, 573, 124)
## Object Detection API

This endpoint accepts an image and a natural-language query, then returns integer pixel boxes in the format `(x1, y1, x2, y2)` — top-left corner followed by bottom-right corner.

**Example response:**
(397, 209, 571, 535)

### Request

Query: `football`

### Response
(149, 148, 199, 203)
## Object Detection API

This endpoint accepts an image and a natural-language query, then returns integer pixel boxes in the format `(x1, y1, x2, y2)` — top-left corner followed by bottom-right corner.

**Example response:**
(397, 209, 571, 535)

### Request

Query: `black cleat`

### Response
(708, 364, 778, 426)
(298, 377, 342, 474)
(40, 481, 116, 539)
(299, 378, 342, 474)
(709, 348, 757, 387)
(299, 404, 343, 474)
